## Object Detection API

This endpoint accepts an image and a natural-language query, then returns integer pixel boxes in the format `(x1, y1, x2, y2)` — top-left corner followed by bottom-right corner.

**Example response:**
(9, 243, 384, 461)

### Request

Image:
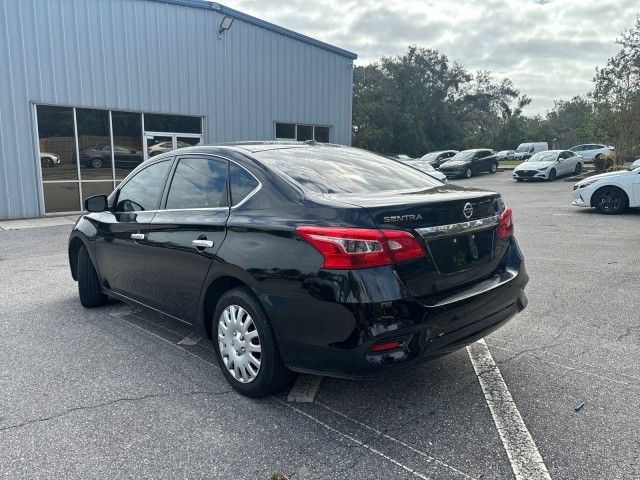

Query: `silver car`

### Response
(569, 144, 614, 163)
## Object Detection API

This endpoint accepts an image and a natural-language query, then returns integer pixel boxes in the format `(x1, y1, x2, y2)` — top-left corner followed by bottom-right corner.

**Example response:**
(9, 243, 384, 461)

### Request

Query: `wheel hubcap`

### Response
(218, 305, 261, 383)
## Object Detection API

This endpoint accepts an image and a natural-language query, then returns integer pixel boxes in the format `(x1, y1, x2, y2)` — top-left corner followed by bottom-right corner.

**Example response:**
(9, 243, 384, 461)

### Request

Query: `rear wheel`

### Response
(593, 187, 628, 214)
(77, 246, 108, 308)
(574, 163, 582, 175)
(213, 287, 293, 397)
(91, 157, 104, 168)
(548, 169, 557, 181)
(464, 167, 472, 179)
(489, 163, 498, 174)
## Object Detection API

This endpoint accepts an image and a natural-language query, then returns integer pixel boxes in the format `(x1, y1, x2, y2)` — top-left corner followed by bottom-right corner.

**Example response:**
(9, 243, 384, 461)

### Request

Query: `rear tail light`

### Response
(370, 339, 403, 352)
(498, 207, 513, 239)
(295, 226, 424, 269)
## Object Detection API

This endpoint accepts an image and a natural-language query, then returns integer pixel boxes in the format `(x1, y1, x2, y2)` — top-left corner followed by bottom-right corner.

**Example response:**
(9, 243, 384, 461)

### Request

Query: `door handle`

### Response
(130, 233, 145, 240)
(192, 239, 214, 248)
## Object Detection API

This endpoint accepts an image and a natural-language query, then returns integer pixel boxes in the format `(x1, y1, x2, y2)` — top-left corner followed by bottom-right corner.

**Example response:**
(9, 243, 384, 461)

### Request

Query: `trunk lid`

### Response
(324, 184, 506, 298)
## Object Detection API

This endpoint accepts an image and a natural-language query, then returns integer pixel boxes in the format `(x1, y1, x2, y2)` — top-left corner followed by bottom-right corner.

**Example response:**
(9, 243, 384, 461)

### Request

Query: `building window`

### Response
(275, 123, 295, 139)
(36, 105, 202, 214)
(274, 122, 331, 143)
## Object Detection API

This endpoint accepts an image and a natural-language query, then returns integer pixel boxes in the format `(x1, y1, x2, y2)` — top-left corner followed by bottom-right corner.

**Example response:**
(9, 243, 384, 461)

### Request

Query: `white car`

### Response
(400, 159, 448, 183)
(572, 164, 640, 214)
(569, 144, 614, 163)
(513, 150, 583, 182)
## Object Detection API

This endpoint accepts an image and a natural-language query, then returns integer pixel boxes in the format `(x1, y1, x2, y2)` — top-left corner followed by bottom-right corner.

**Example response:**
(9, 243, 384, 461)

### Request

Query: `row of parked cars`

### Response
(395, 142, 617, 183)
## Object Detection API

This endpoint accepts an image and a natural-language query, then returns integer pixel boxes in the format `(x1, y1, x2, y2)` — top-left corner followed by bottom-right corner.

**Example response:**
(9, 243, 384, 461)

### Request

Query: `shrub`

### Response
(593, 154, 615, 173)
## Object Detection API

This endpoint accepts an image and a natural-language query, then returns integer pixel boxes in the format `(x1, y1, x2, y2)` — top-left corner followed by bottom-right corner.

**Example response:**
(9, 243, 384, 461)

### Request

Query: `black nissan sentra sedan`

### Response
(68, 142, 528, 397)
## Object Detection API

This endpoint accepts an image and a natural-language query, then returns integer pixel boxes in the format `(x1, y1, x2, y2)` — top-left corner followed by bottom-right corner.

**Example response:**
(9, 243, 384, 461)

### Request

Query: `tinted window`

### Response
(297, 125, 313, 142)
(116, 160, 171, 212)
(165, 157, 227, 209)
(230, 163, 259, 206)
(275, 123, 295, 139)
(314, 126, 330, 143)
(254, 146, 440, 194)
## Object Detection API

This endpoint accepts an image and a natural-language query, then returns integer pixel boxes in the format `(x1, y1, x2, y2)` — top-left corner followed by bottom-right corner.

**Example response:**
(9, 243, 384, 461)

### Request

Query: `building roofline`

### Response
(148, 0, 357, 60)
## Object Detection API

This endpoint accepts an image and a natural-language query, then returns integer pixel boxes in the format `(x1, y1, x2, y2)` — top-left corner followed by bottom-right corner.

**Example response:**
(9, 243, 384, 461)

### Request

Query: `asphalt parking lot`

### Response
(1, 171, 638, 480)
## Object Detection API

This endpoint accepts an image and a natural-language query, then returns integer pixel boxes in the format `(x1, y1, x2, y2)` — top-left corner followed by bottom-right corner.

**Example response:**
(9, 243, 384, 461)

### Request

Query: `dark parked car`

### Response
(69, 143, 528, 397)
(78, 145, 143, 169)
(418, 150, 458, 168)
(438, 149, 498, 178)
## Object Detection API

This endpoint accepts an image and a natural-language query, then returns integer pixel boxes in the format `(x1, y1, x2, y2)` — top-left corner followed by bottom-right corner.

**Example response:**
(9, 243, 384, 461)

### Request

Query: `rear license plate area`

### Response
(428, 229, 495, 274)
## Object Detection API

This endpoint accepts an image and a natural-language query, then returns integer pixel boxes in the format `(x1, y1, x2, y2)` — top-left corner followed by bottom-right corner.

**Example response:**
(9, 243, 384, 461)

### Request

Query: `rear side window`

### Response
(230, 163, 259, 206)
(165, 157, 227, 209)
(116, 160, 171, 212)
(254, 146, 440, 194)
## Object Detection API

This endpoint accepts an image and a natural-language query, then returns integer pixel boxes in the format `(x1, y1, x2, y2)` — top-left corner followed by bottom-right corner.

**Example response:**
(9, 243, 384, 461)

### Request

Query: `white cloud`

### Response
(226, 0, 639, 114)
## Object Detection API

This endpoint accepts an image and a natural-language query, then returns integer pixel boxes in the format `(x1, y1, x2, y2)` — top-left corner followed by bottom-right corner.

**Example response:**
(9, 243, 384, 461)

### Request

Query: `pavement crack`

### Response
(0, 389, 231, 433)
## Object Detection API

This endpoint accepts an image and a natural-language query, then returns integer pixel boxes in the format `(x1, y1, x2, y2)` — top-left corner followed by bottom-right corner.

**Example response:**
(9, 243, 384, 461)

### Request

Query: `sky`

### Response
(227, 0, 639, 115)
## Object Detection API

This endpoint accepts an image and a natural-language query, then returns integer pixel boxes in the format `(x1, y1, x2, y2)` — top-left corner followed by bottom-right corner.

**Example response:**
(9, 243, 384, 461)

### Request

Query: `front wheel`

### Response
(213, 287, 294, 397)
(548, 169, 556, 181)
(91, 157, 104, 169)
(464, 167, 472, 179)
(489, 163, 498, 173)
(77, 246, 108, 308)
(593, 187, 628, 214)
(574, 163, 582, 175)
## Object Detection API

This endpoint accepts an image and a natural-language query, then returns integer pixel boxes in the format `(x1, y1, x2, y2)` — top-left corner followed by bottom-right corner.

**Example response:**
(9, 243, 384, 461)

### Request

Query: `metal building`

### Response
(0, 0, 356, 219)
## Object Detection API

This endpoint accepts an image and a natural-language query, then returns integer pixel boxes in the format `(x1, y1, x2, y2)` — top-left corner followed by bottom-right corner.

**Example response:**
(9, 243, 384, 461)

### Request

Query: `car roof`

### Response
(169, 141, 348, 155)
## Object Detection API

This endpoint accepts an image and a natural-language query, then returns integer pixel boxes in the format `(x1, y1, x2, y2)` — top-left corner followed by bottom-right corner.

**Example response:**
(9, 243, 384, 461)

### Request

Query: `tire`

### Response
(593, 187, 628, 214)
(574, 163, 582, 175)
(548, 169, 556, 181)
(77, 246, 108, 308)
(464, 167, 472, 179)
(515, 178, 524, 182)
(91, 157, 104, 169)
(213, 287, 294, 397)
(489, 163, 498, 174)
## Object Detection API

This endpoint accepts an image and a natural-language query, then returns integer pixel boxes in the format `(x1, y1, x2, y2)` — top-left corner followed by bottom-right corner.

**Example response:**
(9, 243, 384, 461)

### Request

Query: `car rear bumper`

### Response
(264, 237, 529, 378)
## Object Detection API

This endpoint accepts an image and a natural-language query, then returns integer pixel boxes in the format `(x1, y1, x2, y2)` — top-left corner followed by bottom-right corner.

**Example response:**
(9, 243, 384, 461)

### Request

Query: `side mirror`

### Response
(85, 194, 108, 213)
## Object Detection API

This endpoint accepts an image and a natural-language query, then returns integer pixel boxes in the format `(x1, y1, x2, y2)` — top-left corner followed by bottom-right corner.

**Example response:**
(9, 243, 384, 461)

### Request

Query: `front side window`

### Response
(165, 157, 227, 210)
(116, 160, 171, 212)
(230, 163, 259, 206)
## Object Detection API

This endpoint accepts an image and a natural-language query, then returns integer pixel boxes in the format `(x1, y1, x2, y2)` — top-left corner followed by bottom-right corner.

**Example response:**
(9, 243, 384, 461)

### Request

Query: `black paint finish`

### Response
(69, 143, 528, 378)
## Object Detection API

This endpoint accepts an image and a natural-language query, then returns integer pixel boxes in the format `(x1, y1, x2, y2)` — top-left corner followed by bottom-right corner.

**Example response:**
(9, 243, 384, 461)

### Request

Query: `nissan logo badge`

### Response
(463, 202, 473, 219)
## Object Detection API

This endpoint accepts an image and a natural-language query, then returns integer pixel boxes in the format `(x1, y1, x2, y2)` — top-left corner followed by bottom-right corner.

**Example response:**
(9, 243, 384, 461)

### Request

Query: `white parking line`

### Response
(177, 332, 202, 346)
(276, 399, 432, 480)
(316, 401, 473, 479)
(467, 340, 552, 480)
(287, 374, 322, 402)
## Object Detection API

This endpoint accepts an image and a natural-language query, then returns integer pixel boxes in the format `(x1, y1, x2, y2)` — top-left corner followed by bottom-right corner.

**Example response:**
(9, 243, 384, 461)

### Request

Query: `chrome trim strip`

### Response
(415, 215, 499, 238)
(430, 267, 518, 307)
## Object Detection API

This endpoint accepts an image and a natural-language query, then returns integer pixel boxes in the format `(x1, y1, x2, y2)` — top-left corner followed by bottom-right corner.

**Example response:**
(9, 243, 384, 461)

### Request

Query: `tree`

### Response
(592, 15, 640, 162)
(352, 46, 529, 155)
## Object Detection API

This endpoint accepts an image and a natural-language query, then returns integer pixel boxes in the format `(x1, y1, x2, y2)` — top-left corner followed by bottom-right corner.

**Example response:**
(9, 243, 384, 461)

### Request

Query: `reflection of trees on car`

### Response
(77, 145, 143, 169)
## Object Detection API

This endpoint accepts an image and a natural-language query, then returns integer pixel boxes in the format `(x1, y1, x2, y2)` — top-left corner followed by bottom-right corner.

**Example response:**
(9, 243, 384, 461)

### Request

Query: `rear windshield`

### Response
(253, 147, 440, 194)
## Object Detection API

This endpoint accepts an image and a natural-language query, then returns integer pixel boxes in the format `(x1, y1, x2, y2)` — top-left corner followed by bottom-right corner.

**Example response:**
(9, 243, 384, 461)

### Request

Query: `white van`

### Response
(513, 142, 548, 160)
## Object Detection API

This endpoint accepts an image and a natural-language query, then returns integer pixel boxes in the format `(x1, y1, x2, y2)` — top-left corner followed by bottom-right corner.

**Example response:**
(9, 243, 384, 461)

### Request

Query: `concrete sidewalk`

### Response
(0, 215, 78, 231)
